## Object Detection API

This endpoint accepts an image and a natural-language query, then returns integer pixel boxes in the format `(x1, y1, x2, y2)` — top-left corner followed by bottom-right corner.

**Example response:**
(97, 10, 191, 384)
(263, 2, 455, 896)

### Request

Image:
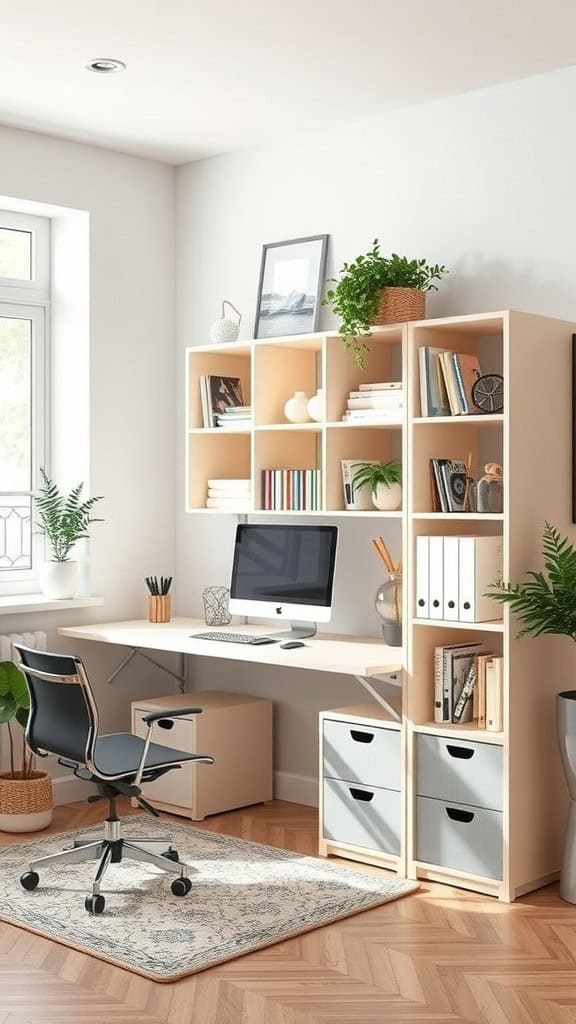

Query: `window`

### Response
(0, 211, 49, 592)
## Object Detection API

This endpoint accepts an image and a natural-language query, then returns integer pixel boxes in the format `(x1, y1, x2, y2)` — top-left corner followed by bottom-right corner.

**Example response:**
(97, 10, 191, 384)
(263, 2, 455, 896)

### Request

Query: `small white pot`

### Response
(39, 560, 78, 599)
(307, 388, 324, 422)
(372, 482, 402, 511)
(284, 391, 311, 423)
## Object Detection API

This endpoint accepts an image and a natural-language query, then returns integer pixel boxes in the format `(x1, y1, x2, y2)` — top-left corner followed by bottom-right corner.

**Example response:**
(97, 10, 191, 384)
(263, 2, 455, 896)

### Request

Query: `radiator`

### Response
(0, 630, 47, 664)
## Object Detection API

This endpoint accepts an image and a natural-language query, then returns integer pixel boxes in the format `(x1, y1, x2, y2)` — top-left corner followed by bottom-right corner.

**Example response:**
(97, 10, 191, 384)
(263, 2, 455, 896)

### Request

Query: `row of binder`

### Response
(416, 535, 503, 623)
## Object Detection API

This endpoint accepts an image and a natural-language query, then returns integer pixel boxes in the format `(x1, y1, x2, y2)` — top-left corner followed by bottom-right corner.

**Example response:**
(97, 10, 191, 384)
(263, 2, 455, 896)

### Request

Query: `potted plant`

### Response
(352, 461, 402, 511)
(489, 523, 576, 903)
(324, 240, 448, 368)
(0, 660, 52, 832)
(36, 468, 103, 599)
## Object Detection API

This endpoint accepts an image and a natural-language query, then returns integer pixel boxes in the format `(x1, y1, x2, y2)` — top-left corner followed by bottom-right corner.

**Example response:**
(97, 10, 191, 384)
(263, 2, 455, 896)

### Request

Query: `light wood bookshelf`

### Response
(186, 309, 575, 901)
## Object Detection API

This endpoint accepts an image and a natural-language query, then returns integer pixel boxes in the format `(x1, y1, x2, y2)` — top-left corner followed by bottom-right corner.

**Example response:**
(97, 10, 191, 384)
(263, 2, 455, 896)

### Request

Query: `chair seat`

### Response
(93, 733, 210, 778)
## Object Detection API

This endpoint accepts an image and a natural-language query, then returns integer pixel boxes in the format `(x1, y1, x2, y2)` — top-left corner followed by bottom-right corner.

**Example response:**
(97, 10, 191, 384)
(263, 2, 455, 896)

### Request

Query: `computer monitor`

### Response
(228, 524, 338, 639)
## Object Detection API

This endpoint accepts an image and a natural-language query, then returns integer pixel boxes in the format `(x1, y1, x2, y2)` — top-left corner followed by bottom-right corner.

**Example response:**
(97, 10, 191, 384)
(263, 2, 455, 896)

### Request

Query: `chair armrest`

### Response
(141, 707, 203, 725)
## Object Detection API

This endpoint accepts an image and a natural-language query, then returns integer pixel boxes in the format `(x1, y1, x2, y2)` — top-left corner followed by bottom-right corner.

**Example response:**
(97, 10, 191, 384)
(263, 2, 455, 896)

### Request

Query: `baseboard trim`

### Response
(273, 771, 318, 807)
(51, 774, 92, 806)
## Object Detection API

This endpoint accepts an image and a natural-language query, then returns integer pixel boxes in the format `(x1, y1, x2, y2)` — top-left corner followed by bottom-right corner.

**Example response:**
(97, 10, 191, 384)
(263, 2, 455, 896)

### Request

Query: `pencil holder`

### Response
(148, 595, 171, 623)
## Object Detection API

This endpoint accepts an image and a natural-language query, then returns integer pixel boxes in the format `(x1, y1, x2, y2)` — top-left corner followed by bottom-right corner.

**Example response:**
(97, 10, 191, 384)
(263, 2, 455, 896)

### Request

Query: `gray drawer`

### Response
(416, 796, 503, 880)
(416, 734, 503, 811)
(323, 778, 401, 856)
(323, 719, 401, 791)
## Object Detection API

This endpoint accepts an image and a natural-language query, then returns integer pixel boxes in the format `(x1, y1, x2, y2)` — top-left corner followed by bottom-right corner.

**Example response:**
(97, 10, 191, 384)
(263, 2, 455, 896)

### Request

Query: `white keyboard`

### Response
(190, 632, 276, 645)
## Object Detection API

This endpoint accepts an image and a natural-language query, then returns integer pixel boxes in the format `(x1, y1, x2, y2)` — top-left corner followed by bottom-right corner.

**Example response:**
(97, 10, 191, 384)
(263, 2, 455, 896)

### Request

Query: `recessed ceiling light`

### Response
(85, 58, 126, 74)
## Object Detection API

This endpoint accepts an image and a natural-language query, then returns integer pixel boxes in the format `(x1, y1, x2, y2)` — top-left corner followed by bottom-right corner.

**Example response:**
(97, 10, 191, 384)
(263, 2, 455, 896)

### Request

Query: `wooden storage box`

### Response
(131, 691, 273, 821)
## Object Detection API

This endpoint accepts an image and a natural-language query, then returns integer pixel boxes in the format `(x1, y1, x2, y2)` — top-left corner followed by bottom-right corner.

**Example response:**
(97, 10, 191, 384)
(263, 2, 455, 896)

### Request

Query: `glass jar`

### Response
(470, 463, 503, 514)
(375, 572, 403, 647)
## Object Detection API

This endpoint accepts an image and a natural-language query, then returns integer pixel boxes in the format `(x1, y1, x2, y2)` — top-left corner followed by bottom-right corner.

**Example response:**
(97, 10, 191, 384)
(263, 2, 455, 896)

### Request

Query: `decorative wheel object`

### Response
(162, 849, 180, 862)
(171, 876, 192, 897)
(471, 373, 504, 413)
(20, 871, 39, 891)
(85, 894, 106, 914)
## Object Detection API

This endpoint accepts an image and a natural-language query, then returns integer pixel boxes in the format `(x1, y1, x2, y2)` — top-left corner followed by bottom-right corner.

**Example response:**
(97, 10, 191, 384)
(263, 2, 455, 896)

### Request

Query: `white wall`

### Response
(0, 125, 177, 800)
(176, 65, 576, 798)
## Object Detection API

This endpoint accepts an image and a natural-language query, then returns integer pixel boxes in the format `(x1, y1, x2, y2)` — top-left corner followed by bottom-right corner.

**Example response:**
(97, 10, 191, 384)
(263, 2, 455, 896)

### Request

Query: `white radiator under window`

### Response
(0, 631, 47, 664)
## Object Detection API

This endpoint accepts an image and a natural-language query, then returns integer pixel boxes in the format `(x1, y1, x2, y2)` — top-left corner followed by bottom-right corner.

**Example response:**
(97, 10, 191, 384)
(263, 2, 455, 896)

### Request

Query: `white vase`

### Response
(307, 388, 324, 422)
(284, 391, 311, 423)
(39, 560, 78, 600)
(373, 482, 402, 511)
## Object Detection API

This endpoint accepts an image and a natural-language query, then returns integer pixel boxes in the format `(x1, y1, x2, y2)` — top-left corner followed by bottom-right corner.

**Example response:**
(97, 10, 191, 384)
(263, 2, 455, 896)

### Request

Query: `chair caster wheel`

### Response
(20, 871, 39, 891)
(171, 876, 192, 897)
(162, 849, 179, 862)
(85, 894, 105, 915)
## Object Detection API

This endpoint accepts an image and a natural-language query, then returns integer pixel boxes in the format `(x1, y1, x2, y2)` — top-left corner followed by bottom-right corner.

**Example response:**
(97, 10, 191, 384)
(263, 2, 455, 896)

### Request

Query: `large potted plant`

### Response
(36, 468, 103, 599)
(0, 660, 52, 832)
(352, 461, 402, 511)
(489, 523, 576, 903)
(324, 240, 448, 368)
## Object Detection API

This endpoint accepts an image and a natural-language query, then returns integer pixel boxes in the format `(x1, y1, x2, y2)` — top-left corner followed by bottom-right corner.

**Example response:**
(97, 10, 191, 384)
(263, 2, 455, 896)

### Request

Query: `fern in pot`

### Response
(36, 468, 103, 599)
(0, 660, 52, 832)
(352, 461, 402, 511)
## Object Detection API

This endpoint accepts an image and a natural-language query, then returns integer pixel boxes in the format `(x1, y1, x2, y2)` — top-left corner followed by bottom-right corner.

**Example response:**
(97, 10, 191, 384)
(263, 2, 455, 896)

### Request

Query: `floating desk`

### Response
(58, 618, 404, 719)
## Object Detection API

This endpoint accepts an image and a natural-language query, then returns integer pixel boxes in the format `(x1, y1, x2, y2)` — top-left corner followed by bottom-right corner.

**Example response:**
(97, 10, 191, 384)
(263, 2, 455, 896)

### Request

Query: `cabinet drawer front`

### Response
(323, 719, 401, 791)
(323, 778, 401, 856)
(416, 796, 503, 880)
(416, 734, 502, 811)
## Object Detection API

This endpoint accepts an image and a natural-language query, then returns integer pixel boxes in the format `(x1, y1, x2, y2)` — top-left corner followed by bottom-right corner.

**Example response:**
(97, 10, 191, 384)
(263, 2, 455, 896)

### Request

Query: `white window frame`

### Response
(0, 211, 50, 595)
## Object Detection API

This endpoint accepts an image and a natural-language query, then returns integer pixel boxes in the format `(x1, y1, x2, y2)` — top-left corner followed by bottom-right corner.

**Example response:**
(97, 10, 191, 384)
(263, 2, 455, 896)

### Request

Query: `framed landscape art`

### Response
(254, 235, 328, 339)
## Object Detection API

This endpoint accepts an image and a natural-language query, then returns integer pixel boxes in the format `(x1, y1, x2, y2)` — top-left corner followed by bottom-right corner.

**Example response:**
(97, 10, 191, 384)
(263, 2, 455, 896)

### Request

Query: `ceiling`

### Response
(1, 0, 575, 164)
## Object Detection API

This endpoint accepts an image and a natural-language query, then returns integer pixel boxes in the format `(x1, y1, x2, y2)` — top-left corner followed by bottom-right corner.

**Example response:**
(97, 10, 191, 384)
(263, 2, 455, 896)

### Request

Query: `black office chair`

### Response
(14, 644, 214, 915)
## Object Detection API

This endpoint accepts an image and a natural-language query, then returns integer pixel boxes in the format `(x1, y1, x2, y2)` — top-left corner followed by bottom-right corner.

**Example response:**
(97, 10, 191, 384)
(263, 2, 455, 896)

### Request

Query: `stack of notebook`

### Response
(342, 381, 403, 424)
(206, 478, 252, 511)
(215, 405, 252, 429)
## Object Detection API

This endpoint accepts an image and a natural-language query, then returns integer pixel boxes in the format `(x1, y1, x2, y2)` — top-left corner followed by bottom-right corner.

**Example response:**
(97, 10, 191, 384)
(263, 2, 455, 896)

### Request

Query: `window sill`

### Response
(0, 595, 104, 616)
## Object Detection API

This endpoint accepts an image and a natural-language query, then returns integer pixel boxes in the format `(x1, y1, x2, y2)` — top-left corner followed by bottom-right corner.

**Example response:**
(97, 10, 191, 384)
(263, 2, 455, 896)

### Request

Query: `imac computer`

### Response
(228, 523, 338, 640)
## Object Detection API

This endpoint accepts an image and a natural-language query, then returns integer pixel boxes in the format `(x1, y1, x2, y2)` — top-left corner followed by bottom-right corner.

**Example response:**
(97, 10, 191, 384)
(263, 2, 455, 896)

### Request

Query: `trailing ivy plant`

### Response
(489, 523, 576, 640)
(352, 460, 402, 498)
(35, 468, 104, 562)
(323, 240, 448, 368)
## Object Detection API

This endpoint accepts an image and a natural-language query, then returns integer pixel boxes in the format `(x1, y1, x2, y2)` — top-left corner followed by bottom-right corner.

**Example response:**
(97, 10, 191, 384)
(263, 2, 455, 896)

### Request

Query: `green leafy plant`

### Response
(489, 523, 576, 640)
(35, 468, 104, 562)
(0, 660, 32, 778)
(323, 240, 448, 368)
(352, 461, 402, 498)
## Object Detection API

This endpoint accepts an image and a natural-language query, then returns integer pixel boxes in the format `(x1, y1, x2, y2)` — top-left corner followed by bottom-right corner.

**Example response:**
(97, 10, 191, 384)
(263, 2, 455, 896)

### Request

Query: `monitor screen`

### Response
(230, 524, 338, 608)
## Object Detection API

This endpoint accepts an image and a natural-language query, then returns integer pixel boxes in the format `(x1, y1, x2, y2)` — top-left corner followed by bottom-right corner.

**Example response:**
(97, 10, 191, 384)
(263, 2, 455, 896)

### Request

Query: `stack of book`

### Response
(342, 381, 403, 424)
(200, 374, 250, 428)
(215, 405, 252, 429)
(434, 644, 503, 730)
(419, 348, 482, 416)
(206, 478, 252, 511)
(261, 469, 321, 511)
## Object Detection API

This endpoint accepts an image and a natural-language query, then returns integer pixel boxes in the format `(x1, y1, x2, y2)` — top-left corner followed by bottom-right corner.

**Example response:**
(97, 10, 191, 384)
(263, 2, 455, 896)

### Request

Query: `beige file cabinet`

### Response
(131, 691, 273, 821)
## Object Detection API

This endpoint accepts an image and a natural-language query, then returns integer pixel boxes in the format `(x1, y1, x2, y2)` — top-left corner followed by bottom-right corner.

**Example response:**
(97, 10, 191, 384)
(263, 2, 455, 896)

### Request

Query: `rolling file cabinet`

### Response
(319, 704, 403, 872)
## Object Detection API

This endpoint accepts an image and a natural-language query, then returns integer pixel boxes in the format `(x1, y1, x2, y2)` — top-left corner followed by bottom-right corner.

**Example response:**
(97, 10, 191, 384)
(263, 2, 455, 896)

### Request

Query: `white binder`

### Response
(428, 536, 444, 620)
(442, 535, 459, 621)
(458, 536, 503, 622)
(416, 536, 429, 618)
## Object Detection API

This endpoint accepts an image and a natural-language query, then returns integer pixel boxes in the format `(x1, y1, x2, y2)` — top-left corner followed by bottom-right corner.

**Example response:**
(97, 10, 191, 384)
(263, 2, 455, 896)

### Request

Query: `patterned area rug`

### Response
(0, 816, 418, 981)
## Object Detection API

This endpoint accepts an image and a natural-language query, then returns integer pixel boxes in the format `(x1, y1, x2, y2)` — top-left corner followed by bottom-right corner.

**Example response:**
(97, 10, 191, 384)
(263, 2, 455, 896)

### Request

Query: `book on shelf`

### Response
(261, 469, 321, 511)
(342, 409, 403, 424)
(200, 375, 244, 427)
(357, 381, 402, 392)
(475, 653, 494, 728)
(347, 393, 403, 410)
(206, 497, 252, 510)
(433, 642, 483, 723)
(418, 347, 451, 417)
(207, 478, 251, 492)
(430, 458, 468, 512)
(419, 346, 484, 417)
(340, 459, 375, 510)
(485, 656, 504, 731)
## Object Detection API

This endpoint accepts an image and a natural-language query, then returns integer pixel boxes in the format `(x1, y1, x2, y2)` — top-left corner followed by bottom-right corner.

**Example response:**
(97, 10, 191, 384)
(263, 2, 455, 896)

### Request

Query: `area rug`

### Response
(0, 815, 418, 981)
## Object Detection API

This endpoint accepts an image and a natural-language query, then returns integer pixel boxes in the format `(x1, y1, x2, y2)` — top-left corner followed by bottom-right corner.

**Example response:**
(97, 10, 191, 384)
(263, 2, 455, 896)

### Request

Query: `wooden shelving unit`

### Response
(186, 309, 576, 901)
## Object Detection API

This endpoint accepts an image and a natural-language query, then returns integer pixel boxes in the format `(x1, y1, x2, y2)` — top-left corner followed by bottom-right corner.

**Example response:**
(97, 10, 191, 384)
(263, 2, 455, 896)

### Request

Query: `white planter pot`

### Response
(373, 482, 402, 511)
(39, 560, 78, 599)
(0, 808, 53, 832)
(284, 391, 311, 423)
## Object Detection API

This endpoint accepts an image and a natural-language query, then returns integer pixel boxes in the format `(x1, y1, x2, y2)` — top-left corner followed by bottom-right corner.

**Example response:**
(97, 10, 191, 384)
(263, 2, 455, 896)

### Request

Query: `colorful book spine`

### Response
(260, 469, 321, 511)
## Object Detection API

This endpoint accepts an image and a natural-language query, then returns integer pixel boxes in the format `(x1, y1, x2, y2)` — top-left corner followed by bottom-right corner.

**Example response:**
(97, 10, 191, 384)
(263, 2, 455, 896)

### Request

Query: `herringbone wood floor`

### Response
(0, 799, 575, 1024)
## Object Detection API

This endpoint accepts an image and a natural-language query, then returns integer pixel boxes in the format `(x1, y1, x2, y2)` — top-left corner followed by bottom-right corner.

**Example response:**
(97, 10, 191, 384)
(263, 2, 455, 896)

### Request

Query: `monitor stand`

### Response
(271, 620, 317, 641)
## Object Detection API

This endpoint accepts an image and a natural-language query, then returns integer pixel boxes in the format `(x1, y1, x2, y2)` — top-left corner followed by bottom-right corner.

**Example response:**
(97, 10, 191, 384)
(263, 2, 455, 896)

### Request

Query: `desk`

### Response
(58, 618, 404, 720)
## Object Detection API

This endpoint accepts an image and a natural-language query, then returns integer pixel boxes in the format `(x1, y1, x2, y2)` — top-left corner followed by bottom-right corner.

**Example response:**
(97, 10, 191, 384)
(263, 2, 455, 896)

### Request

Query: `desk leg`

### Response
(354, 675, 402, 722)
(106, 647, 186, 692)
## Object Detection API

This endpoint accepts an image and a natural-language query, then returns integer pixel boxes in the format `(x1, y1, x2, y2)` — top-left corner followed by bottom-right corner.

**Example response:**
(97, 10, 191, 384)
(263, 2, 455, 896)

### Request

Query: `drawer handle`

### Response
(350, 729, 374, 744)
(446, 744, 474, 760)
(349, 787, 374, 802)
(446, 807, 475, 823)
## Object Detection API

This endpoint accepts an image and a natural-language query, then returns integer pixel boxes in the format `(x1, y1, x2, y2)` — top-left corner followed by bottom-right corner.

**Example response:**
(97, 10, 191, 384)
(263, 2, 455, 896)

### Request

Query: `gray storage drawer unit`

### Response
(416, 795, 503, 879)
(416, 734, 503, 811)
(323, 719, 401, 791)
(323, 778, 401, 856)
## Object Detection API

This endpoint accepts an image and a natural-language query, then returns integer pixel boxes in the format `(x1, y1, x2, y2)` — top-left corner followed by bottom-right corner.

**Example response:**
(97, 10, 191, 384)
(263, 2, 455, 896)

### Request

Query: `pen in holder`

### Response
(146, 575, 172, 623)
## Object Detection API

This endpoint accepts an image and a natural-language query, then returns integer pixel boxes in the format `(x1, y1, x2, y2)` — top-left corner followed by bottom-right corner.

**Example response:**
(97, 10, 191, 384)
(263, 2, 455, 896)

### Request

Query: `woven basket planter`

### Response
(373, 286, 426, 325)
(0, 770, 53, 833)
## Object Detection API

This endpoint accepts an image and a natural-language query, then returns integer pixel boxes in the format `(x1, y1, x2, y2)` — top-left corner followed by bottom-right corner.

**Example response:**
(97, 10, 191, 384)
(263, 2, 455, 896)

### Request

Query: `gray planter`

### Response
(557, 692, 576, 903)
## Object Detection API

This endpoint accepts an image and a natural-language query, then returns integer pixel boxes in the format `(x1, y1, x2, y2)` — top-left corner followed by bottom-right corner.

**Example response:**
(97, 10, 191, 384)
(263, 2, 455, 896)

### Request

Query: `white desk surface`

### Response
(58, 618, 404, 679)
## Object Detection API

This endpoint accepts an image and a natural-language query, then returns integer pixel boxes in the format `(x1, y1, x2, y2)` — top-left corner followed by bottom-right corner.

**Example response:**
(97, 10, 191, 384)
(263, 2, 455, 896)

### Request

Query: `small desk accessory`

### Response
(202, 586, 232, 626)
(146, 576, 172, 623)
(372, 537, 402, 647)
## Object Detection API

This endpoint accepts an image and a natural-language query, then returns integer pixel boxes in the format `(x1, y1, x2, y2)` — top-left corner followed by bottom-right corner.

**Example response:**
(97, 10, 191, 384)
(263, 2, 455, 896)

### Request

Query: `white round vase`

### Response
(307, 388, 324, 422)
(39, 560, 78, 600)
(373, 482, 402, 511)
(284, 391, 311, 423)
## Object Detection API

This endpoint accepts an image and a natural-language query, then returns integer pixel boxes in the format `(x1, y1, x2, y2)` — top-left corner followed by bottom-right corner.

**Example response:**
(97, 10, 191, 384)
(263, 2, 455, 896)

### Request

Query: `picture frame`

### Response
(254, 234, 328, 339)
